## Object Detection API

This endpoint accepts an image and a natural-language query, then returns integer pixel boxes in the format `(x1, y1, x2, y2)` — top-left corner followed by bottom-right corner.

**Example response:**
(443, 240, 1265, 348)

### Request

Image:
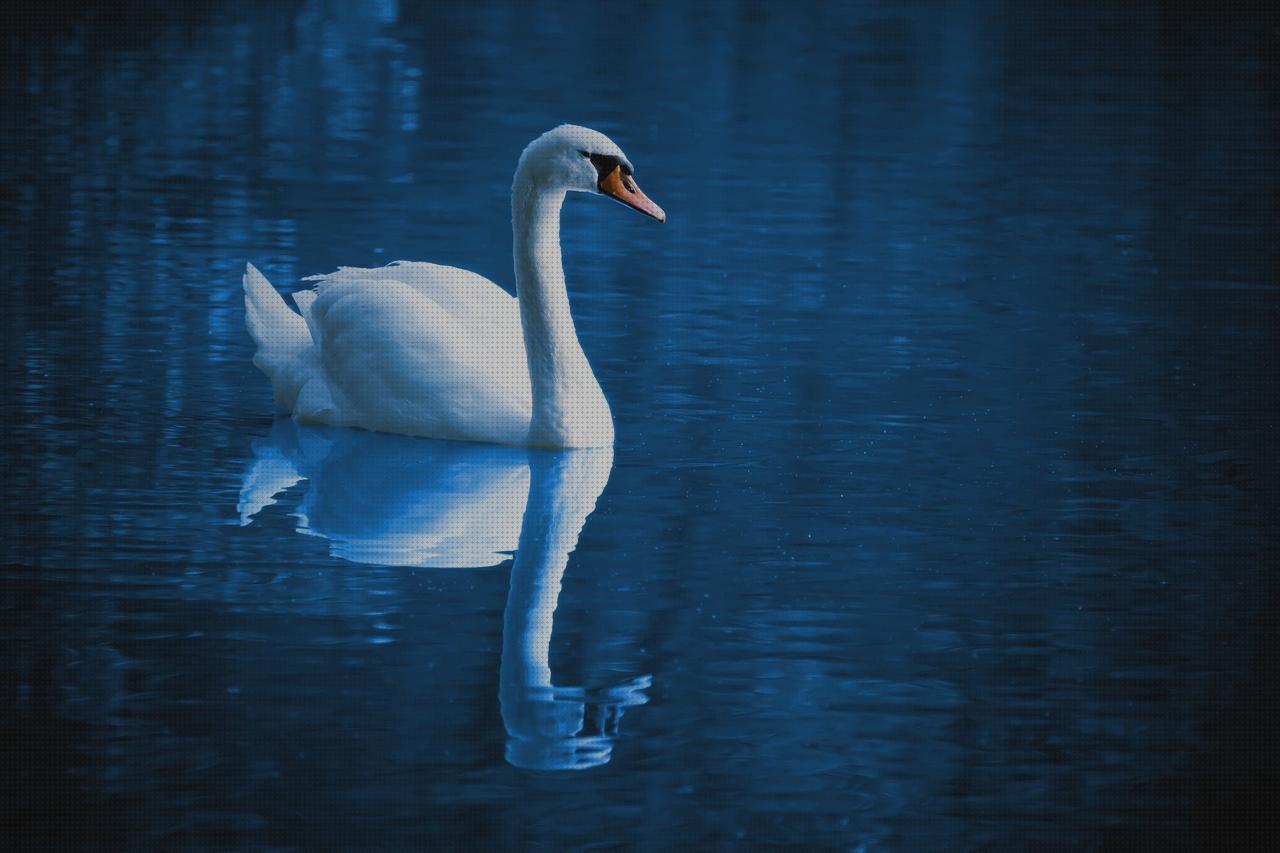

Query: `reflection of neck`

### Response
(500, 447, 612, 691)
(511, 168, 611, 448)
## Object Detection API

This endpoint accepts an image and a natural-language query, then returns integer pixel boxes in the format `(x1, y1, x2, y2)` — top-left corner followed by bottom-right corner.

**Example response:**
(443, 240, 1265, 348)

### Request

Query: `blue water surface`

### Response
(2, 1, 1276, 849)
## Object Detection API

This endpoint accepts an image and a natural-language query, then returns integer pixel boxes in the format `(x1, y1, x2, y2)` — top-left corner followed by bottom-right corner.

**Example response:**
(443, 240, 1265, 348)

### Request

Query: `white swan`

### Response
(243, 124, 664, 448)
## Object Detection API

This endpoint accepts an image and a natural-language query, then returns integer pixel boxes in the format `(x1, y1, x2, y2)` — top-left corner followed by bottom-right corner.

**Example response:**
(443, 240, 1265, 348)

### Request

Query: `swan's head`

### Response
(517, 124, 665, 223)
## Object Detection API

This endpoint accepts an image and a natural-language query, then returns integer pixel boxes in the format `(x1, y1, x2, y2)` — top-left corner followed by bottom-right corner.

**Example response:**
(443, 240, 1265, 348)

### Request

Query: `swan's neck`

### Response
(512, 173, 612, 448)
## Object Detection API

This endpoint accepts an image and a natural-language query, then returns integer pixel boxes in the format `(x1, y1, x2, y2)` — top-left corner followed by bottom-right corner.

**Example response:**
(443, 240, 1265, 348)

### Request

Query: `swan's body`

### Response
(243, 125, 664, 448)
(245, 260, 539, 445)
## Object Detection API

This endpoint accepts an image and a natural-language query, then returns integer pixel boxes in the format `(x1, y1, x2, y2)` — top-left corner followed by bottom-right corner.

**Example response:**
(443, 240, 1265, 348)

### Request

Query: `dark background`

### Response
(2, 0, 1277, 849)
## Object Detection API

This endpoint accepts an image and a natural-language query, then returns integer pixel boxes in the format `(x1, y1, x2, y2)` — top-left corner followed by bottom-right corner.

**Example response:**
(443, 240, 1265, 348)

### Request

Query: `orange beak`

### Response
(598, 165, 665, 223)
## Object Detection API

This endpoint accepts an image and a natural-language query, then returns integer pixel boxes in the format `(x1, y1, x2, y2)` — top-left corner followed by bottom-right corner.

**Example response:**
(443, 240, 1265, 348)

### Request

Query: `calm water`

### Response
(3, 1, 1276, 849)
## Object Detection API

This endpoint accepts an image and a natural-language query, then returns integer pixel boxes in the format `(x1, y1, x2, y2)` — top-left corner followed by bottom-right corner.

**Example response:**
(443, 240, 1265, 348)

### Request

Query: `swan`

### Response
(243, 124, 664, 448)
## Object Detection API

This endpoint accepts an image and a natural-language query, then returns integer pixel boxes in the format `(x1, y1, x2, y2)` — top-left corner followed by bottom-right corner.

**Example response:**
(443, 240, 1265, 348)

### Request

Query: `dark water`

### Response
(3, 1, 1276, 849)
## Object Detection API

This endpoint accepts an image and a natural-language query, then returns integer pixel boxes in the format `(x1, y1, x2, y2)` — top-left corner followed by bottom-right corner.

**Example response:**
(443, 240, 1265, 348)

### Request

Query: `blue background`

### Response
(2, 0, 1276, 848)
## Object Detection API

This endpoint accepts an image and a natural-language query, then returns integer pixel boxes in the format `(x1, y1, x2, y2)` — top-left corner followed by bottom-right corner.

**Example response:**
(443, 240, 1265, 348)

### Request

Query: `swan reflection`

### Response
(500, 449, 652, 770)
(239, 419, 650, 770)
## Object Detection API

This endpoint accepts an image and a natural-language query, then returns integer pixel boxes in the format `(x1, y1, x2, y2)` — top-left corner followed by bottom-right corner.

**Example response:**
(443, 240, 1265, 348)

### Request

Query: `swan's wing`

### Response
(304, 262, 516, 333)
(297, 264, 531, 443)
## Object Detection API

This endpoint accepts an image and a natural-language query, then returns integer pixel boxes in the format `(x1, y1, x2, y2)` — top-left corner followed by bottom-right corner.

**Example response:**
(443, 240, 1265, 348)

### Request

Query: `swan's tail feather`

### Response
(243, 263, 313, 408)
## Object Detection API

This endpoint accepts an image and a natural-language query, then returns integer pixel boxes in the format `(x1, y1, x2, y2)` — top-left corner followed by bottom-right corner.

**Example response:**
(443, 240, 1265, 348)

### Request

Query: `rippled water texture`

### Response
(2, 1, 1276, 849)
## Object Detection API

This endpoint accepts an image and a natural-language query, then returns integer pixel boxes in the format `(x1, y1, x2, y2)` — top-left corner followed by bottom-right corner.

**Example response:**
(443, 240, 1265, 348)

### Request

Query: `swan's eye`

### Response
(587, 152, 620, 179)
(578, 149, 591, 159)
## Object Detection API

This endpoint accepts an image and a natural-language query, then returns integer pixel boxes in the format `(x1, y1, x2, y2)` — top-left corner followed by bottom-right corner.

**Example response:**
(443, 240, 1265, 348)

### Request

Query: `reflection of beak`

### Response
(598, 165, 665, 223)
